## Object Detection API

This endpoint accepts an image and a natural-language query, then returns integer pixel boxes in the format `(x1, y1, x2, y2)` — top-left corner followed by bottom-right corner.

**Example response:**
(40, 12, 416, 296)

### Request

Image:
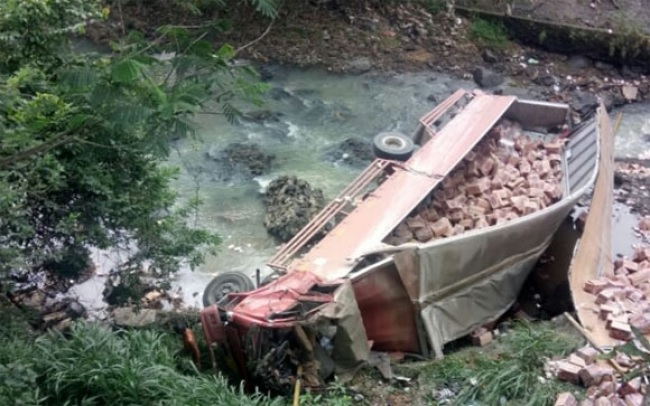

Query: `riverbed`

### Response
(72, 66, 650, 312)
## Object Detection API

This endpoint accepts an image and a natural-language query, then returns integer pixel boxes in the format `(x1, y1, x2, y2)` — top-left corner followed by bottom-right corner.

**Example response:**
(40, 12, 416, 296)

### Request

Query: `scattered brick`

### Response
(471, 328, 493, 346)
(609, 320, 632, 341)
(431, 217, 453, 237)
(555, 392, 578, 406)
(619, 377, 642, 397)
(584, 279, 609, 295)
(557, 361, 582, 384)
(623, 393, 643, 406)
(576, 347, 600, 365)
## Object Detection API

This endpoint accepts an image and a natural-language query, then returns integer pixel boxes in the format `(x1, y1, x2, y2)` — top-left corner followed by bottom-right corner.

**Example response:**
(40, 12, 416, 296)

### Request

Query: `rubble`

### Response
(550, 241, 650, 405)
(385, 119, 566, 245)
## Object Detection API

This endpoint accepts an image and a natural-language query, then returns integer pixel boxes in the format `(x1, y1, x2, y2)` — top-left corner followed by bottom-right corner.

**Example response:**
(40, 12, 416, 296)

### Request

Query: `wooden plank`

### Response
(568, 102, 615, 347)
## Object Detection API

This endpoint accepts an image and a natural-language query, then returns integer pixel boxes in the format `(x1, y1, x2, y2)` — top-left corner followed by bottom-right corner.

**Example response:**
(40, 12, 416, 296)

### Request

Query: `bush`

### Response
(0, 321, 283, 406)
(469, 18, 510, 49)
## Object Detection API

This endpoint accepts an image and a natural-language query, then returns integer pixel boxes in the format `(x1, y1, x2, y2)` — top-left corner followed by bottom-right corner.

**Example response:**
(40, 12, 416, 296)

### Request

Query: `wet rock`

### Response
(206, 142, 275, 182)
(570, 91, 598, 116)
(567, 55, 592, 71)
(471, 67, 504, 88)
(346, 57, 372, 75)
(112, 307, 159, 327)
(534, 75, 558, 87)
(426, 94, 437, 103)
(242, 110, 281, 123)
(482, 49, 498, 64)
(263, 176, 325, 242)
(323, 138, 374, 167)
(66, 300, 87, 318)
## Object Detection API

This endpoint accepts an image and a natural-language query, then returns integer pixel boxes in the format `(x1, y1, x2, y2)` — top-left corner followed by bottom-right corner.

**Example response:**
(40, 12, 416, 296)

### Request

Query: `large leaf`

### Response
(110, 59, 146, 83)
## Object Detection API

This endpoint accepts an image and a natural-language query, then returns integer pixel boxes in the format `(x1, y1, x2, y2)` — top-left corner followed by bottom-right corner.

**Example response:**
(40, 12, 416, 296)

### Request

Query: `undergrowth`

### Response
(469, 17, 510, 49)
(0, 304, 353, 406)
(422, 321, 584, 406)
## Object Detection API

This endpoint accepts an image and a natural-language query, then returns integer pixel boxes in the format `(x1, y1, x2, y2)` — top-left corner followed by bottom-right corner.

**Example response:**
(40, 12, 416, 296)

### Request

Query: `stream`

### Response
(71, 66, 650, 313)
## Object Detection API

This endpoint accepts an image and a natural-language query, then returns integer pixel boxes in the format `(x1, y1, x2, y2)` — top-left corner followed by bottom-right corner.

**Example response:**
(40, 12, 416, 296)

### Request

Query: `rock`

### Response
(346, 57, 372, 75)
(426, 94, 438, 103)
(471, 67, 504, 88)
(323, 138, 374, 167)
(206, 142, 275, 181)
(534, 75, 558, 87)
(567, 55, 592, 71)
(263, 176, 325, 242)
(112, 307, 159, 327)
(594, 61, 614, 72)
(66, 300, 86, 318)
(621, 85, 639, 102)
(482, 49, 498, 64)
(570, 91, 598, 116)
(53, 318, 73, 332)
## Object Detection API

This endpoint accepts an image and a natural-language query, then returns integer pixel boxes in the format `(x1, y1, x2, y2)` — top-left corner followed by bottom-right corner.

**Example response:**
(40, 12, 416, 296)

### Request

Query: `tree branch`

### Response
(235, 19, 275, 56)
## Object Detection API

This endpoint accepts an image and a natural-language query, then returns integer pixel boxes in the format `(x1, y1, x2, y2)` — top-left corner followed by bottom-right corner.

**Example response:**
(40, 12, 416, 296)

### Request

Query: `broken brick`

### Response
(556, 361, 582, 384)
(568, 354, 587, 369)
(597, 381, 616, 398)
(593, 397, 611, 406)
(622, 259, 639, 273)
(596, 289, 617, 305)
(609, 320, 632, 341)
(545, 141, 564, 154)
(584, 279, 609, 295)
(466, 177, 491, 196)
(630, 313, 650, 334)
(471, 328, 493, 346)
(576, 347, 600, 365)
(414, 227, 434, 242)
(623, 393, 643, 406)
(474, 216, 490, 229)
(431, 218, 453, 237)
(628, 269, 650, 286)
(479, 157, 496, 176)
(405, 216, 427, 229)
(579, 364, 611, 387)
(618, 377, 642, 397)
(555, 392, 578, 406)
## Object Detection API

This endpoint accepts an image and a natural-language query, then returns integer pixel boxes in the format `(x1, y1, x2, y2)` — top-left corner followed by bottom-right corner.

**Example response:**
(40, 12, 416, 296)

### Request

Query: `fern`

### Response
(249, 0, 279, 18)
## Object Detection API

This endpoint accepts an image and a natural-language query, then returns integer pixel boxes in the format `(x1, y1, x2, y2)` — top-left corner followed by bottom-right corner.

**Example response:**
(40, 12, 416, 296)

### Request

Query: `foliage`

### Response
(0, 0, 271, 300)
(0, 320, 285, 405)
(423, 321, 583, 406)
(469, 17, 510, 49)
(299, 378, 354, 406)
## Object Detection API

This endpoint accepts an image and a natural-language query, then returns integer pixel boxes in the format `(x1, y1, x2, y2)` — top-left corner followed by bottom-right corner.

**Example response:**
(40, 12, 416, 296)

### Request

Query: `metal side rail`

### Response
(267, 158, 393, 271)
(419, 89, 470, 135)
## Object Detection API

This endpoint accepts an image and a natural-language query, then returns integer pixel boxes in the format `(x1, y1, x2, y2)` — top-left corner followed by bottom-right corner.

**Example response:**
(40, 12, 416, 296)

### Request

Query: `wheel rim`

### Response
(382, 136, 405, 149)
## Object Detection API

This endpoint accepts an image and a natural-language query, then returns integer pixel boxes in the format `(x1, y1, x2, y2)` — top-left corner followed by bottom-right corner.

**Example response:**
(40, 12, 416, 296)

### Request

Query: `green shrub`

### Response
(470, 18, 510, 49)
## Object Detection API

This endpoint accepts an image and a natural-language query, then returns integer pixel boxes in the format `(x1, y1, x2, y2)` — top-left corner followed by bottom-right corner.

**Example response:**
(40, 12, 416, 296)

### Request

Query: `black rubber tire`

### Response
(372, 132, 415, 161)
(202, 271, 255, 307)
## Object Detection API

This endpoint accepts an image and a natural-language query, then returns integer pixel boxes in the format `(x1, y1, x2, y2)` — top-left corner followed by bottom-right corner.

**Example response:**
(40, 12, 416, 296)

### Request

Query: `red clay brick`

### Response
(584, 279, 609, 295)
(628, 269, 650, 286)
(556, 361, 582, 384)
(593, 397, 611, 406)
(576, 347, 600, 365)
(474, 216, 490, 229)
(609, 321, 632, 341)
(545, 141, 564, 154)
(479, 157, 496, 176)
(555, 392, 578, 406)
(431, 218, 453, 237)
(471, 328, 493, 346)
(630, 313, 650, 334)
(597, 381, 616, 398)
(618, 377, 642, 397)
(414, 227, 434, 242)
(579, 364, 611, 387)
(596, 289, 617, 305)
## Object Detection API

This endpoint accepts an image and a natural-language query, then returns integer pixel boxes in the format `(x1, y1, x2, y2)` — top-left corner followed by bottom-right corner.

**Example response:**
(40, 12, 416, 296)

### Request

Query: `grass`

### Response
(421, 321, 585, 406)
(469, 17, 511, 49)
(0, 301, 354, 406)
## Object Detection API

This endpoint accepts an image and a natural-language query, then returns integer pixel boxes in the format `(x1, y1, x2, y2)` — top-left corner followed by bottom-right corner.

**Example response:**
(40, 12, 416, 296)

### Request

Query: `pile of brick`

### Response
(582, 244, 650, 343)
(550, 346, 645, 406)
(385, 119, 566, 245)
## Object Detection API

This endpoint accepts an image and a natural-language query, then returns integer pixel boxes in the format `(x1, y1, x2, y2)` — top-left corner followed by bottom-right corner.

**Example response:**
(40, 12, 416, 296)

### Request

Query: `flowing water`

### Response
(71, 66, 650, 312)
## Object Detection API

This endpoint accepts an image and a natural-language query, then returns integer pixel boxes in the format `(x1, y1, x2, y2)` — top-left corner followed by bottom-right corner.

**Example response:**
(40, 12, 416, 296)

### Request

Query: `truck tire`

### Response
(372, 132, 415, 161)
(203, 271, 255, 307)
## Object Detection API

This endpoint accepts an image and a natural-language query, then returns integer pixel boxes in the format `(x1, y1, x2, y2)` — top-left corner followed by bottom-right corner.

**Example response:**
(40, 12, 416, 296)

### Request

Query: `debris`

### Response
(621, 85, 638, 102)
(555, 392, 578, 406)
(471, 327, 494, 347)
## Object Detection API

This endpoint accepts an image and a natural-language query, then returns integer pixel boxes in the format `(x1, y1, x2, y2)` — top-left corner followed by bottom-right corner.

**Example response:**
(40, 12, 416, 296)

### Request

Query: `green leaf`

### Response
(110, 59, 145, 83)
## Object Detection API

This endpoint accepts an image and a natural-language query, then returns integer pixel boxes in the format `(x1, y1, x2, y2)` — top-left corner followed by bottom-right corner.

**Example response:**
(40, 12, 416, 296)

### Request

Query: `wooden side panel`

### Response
(569, 103, 615, 346)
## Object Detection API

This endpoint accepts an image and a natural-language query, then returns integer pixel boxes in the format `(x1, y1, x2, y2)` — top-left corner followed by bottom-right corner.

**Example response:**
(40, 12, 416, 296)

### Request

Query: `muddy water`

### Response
(71, 66, 650, 313)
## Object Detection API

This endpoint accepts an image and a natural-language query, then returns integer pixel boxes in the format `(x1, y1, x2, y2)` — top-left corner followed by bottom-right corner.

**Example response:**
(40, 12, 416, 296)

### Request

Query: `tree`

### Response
(0, 0, 272, 300)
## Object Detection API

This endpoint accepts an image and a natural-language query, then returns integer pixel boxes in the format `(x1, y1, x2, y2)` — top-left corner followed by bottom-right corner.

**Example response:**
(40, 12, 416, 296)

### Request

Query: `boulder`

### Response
(323, 138, 374, 167)
(263, 176, 325, 242)
(471, 67, 504, 88)
(206, 142, 275, 181)
(567, 55, 592, 71)
(346, 57, 373, 75)
(570, 91, 598, 116)
(112, 307, 159, 328)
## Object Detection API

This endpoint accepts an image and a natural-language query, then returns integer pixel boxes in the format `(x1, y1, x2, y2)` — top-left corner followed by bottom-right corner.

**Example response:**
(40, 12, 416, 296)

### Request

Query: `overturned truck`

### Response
(201, 89, 606, 392)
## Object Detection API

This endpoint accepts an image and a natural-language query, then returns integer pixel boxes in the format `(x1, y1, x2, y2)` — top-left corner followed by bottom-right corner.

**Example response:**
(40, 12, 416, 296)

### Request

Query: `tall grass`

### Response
(0, 321, 282, 406)
(423, 321, 584, 406)
(469, 18, 511, 49)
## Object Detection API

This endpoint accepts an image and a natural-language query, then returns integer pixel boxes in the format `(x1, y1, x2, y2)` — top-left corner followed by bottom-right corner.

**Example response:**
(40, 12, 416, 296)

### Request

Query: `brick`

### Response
(529, 187, 545, 198)
(452, 224, 465, 236)
(507, 176, 525, 190)
(568, 354, 587, 369)
(479, 157, 496, 176)
(471, 328, 493, 346)
(476, 197, 491, 211)
(596, 289, 617, 305)
(597, 381, 616, 397)
(414, 227, 434, 242)
(487, 192, 505, 210)
(619, 377, 642, 397)
(576, 347, 600, 365)
(466, 161, 480, 177)
(609, 320, 632, 341)
(449, 208, 465, 222)
(593, 398, 611, 406)
(405, 216, 427, 229)
(506, 153, 520, 167)
(579, 364, 611, 387)
(466, 177, 491, 196)
(614, 353, 633, 368)
(431, 217, 453, 237)
(548, 153, 562, 163)
(474, 216, 490, 229)
(555, 392, 578, 406)
(423, 207, 440, 222)
(511, 195, 528, 213)
(628, 269, 650, 286)
(394, 223, 413, 238)
(626, 289, 644, 303)
(624, 393, 643, 406)
(524, 200, 540, 215)
(518, 160, 532, 175)
(630, 313, 650, 334)
(632, 247, 650, 262)
(639, 216, 650, 231)
(545, 141, 564, 154)
(556, 361, 582, 384)
(533, 159, 552, 177)
(606, 314, 629, 330)
(445, 194, 467, 210)
(491, 177, 504, 190)
(622, 259, 640, 273)
(580, 400, 595, 406)
(468, 205, 488, 217)
(584, 279, 609, 295)
(459, 218, 474, 229)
